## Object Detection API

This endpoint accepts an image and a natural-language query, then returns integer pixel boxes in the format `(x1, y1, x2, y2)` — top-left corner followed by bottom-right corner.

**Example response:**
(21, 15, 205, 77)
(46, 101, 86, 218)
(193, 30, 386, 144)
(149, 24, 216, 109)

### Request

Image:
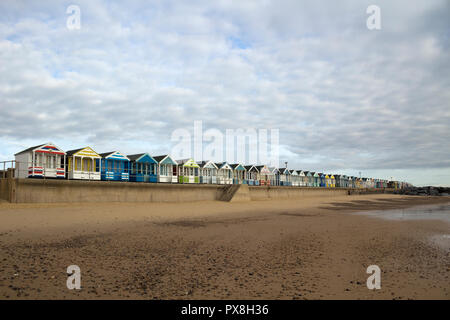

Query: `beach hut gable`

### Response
(128, 153, 157, 163)
(257, 166, 271, 175)
(215, 162, 232, 170)
(69, 146, 101, 158)
(177, 158, 200, 168)
(231, 164, 245, 171)
(101, 151, 130, 161)
(278, 168, 290, 175)
(198, 160, 218, 169)
(15, 143, 65, 156)
(244, 165, 258, 172)
(154, 155, 177, 165)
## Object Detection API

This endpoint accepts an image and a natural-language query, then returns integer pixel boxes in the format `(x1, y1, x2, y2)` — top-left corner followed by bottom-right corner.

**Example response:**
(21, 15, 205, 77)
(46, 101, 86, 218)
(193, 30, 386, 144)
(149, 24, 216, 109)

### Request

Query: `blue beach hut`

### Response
(278, 168, 291, 186)
(98, 151, 131, 181)
(128, 153, 158, 183)
(318, 173, 326, 188)
(230, 164, 247, 184)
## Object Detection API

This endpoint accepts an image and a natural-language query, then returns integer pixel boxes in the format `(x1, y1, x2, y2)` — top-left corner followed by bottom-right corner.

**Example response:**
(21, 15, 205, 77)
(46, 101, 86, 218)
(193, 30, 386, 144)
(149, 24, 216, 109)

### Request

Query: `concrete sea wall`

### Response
(0, 178, 388, 203)
(249, 185, 349, 200)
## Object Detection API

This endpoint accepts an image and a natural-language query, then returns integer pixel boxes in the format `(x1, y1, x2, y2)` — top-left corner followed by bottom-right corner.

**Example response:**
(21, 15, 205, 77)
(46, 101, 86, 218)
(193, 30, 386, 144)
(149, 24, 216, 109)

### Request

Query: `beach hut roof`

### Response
(244, 165, 258, 172)
(153, 154, 177, 165)
(99, 151, 130, 160)
(15, 142, 65, 156)
(197, 160, 218, 169)
(127, 153, 146, 161)
(127, 153, 157, 163)
(15, 144, 44, 156)
(230, 163, 245, 170)
(256, 165, 271, 174)
(269, 167, 279, 174)
(65, 148, 85, 156)
(215, 162, 232, 170)
(176, 158, 200, 167)
(289, 169, 298, 175)
(66, 147, 101, 158)
(278, 168, 290, 174)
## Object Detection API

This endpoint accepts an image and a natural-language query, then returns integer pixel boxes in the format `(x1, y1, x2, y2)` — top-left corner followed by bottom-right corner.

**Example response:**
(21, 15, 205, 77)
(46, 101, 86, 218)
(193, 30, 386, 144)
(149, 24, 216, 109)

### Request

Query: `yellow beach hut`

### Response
(66, 147, 101, 180)
(330, 174, 336, 188)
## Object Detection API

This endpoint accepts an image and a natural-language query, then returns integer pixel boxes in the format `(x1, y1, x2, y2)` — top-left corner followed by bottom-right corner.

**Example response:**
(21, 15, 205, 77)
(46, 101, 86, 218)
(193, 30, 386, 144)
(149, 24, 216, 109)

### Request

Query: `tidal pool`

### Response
(354, 202, 450, 223)
(354, 202, 450, 251)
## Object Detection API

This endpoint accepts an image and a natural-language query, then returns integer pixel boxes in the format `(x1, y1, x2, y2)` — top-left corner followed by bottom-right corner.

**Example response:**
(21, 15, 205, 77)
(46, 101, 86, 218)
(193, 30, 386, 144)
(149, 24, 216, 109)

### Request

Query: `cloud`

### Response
(0, 0, 449, 185)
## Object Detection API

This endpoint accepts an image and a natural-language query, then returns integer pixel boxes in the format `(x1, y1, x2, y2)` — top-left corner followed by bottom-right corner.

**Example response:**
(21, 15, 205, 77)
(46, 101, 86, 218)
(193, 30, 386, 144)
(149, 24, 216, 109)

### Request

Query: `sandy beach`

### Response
(0, 194, 449, 300)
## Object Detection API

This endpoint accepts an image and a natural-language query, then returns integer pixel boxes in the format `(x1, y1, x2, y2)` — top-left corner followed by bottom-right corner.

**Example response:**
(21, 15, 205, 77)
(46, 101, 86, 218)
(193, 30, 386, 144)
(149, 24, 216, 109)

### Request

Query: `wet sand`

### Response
(0, 194, 449, 299)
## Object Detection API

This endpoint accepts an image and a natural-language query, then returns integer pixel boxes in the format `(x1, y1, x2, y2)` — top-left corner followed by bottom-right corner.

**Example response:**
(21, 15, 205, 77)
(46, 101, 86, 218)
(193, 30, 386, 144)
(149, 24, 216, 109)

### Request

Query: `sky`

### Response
(0, 0, 449, 186)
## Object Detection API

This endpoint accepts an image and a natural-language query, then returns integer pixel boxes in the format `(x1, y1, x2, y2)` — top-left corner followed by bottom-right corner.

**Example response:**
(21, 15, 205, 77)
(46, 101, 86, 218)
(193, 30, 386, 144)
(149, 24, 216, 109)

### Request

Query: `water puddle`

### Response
(429, 234, 450, 251)
(354, 203, 450, 252)
(354, 203, 450, 223)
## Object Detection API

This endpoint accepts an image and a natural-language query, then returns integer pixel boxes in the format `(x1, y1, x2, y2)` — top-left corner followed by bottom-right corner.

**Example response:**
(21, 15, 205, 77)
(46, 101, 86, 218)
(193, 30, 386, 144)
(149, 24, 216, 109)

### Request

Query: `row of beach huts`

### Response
(11, 143, 409, 189)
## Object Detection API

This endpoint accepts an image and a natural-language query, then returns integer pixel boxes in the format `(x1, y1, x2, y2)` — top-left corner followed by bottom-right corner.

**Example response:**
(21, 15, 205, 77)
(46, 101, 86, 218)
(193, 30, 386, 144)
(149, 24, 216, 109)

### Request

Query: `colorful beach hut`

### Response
(245, 165, 260, 186)
(330, 175, 336, 188)
(278, 168, 291, 186)
(154, 155, 178, 183)
(303, 171, 313, 187)
(99, 151, 130, 181)
(128, 153, 158, 183)
(350, 176, 357, 188)
(340, 174, 348, 188)
(176, 158, 200, 184)
(256, 165, 271, 186)
(289, 170, 300, 186)
(215, 162, 233, 184)
(318, 173, 326, 187)
(66, 147, 101, 180)
(310, 172, 320, 187)
(296, 170, 306, 187)
(14, 143, 66, 179)
(198, 160, 218, 184)
(230, 164, 247, 184)
(269, 167, 280, 186)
